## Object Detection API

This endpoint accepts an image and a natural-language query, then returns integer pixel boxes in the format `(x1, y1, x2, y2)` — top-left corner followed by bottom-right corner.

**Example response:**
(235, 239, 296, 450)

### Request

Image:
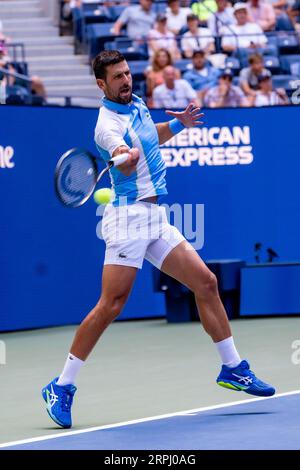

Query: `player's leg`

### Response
(42, 264, 137, 428)
(42, 203, 149, 428)
(69, 264, 137, 361)
(160, 241, 275, 397)
(160, 240, 231, 343)
(146, 226, 275, 397)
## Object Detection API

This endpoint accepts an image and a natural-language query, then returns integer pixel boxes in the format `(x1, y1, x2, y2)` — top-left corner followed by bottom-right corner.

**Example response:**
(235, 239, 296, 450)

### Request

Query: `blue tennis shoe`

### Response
(217, 360, 275, 397)
(42, 377, 77, 428)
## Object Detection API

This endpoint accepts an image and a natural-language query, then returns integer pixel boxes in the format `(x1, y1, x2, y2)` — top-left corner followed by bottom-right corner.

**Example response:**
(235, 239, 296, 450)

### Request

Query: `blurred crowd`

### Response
(0, 19, 46, 105)
(113, 0, 299, 108)
(61, 0, 300, 108)
(1, 0, 300, 107)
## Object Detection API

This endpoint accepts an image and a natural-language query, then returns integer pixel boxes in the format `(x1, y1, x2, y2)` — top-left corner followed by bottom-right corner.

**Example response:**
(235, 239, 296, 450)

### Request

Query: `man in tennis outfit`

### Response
(42, 50, 275, 428)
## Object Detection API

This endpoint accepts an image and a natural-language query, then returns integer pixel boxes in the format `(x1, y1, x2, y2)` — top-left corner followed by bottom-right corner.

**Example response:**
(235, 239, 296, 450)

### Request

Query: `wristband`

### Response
(169, 118, 185, 135)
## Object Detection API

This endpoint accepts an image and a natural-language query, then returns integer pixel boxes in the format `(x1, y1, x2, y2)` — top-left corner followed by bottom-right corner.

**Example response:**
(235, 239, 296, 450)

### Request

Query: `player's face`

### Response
(101, 61, 133, 104)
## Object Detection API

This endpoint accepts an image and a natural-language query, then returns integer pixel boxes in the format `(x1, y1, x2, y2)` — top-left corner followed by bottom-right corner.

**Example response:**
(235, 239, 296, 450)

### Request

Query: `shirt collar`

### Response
(102, 94, 142, 114)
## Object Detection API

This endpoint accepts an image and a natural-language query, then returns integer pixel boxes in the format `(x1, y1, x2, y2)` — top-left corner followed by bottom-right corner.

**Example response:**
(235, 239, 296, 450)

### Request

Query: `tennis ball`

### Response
(93, 188, 112, 205)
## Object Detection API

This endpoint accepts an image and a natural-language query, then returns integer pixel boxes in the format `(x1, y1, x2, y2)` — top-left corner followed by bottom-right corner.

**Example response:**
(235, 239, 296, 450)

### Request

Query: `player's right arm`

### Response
(95, 112, 139, 177)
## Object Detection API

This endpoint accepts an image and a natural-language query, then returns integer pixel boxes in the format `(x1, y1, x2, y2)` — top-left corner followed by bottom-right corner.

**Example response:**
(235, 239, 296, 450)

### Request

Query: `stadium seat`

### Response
(266, 34, 278, 47)
(264, 56, 281, 74)
(290, 62, 300, 76)
(109, 5, 127, 21)
(86, 23, 117, 60)
(174, 58, 191, 73)
(104, 40, 148, 61)
(82, 3, 111, 17)
(115, 37, 149, 60)
(127, 60, 149, 82)
(10, 61, 29, 77)
(5, 85, 31, 105)
(225, 57, 241, 75)
(237, 45, 279, 68)
(272, 74, 299, 95)
(280, 54, 300, 74)
(154, 2, 167, 13)
(133, 80, 146, 99)
(277, 34, 300, 54)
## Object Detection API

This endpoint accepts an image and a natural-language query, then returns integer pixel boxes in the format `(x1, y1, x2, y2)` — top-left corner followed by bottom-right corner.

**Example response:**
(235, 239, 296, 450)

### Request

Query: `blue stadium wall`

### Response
(0, 105, 299, 330)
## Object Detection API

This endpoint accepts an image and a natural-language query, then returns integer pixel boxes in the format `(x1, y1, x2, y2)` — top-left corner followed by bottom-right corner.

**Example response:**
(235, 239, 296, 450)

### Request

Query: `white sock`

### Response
(56, 353, 84, 386)
(215, 336, 241, 368)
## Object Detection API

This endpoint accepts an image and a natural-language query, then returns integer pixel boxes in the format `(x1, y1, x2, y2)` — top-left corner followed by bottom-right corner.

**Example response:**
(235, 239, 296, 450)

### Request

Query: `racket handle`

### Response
(110, 153, 129, 167)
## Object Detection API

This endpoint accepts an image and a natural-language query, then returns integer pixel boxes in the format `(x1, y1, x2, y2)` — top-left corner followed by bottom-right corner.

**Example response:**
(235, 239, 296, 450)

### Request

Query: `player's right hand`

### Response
(128, 148, 139, 168)
(117, 147, 139, 176)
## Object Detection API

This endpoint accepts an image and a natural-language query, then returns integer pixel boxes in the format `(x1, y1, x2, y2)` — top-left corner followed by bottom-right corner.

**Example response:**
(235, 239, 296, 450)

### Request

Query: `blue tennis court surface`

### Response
(1, 391, 300, 450)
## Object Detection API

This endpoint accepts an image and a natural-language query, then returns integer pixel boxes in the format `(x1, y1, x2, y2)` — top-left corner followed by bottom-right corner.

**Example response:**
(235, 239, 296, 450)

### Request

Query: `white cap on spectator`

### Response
(233, 2, 248, 13)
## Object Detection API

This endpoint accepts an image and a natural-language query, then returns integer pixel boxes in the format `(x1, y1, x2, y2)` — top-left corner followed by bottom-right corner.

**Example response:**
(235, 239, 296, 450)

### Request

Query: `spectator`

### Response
(222, 3, 267, 52)
(247, 0, 276, 32)
(204, 68, 249, 107)
(0, 19, 4, 41)
(153, 65, 200, 108)
(183, 50, 220, 98)
(239, 53, 269, 98)
(288, 0, 300, 29)
(166, 0, 192, 35)
(0, 19, 11, 43)
(148, 13, 181, 59)
(181, 14, 215, 57)
(192, 0, 218, 26)
(0, 41, 46, 102)
(62, 0, 76, 19)
(145, 48, 180, 107)
(207, 0, 235, 38)
(113, 0, 155, 39)
(0, 42, 15, 87)
(251, 69, 289, 105)
(264, 0, 295, 30)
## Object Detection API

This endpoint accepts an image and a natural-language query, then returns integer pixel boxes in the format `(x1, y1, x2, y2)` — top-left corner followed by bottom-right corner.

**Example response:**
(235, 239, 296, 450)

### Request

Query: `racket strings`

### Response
(56, 153, 98, 206)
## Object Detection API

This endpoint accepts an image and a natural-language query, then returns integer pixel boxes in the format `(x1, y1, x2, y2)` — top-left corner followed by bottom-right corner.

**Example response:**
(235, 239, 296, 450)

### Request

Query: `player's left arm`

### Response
(155, 103, 204, 146)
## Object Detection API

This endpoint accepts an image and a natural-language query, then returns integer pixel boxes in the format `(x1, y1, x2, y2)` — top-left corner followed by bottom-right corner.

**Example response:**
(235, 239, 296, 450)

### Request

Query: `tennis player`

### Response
(42, 50, 275, 428)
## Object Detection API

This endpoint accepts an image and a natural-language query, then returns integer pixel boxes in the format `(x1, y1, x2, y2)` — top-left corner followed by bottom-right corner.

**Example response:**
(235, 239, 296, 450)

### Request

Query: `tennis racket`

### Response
(54, 148, 129, 208)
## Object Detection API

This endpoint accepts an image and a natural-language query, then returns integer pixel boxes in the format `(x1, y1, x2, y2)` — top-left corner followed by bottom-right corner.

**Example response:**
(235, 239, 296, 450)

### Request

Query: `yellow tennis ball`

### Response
(93, 188, 112, 205)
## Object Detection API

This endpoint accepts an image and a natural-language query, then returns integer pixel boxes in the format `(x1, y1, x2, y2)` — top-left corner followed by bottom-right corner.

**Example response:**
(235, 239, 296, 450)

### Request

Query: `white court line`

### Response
(1, 389, 299, 449)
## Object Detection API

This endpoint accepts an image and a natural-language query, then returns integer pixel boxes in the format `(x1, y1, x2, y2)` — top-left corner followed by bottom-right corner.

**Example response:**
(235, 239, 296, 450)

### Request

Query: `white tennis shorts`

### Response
(101, 201, 185, 269)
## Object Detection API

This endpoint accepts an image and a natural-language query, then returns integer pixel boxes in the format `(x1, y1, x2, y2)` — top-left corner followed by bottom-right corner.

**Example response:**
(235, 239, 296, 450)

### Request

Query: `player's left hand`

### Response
(165, 103, 204, 128)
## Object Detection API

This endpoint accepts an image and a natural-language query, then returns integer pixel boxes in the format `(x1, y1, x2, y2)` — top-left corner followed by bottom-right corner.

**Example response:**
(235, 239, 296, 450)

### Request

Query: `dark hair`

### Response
(187, 14, 199, 22)
(248, 53, 263, 65)
(92, 50, 126, 80)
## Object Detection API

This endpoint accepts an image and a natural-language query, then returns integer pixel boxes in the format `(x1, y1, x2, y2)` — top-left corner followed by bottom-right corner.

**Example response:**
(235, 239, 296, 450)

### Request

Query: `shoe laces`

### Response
(61, 390, 74, 412)
(240, 360, 255, 378)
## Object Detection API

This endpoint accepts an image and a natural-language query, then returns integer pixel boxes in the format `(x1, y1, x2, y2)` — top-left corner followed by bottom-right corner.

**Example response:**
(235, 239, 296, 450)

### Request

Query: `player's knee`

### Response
(194, 271, 218, 300)
(95, 294, 127, 323)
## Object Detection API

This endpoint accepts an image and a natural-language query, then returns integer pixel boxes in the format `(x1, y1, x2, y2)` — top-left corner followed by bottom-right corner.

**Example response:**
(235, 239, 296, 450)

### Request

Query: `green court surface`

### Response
(0, 317, 299, 445)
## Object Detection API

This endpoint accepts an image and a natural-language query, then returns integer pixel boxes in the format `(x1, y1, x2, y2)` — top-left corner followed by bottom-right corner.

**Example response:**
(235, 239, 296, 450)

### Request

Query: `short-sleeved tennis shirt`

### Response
(94, 94, 167, 206)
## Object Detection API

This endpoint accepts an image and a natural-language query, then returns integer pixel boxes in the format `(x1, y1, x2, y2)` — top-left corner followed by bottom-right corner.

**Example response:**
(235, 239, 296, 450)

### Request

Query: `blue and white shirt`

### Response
(94, 94, 167, 206)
